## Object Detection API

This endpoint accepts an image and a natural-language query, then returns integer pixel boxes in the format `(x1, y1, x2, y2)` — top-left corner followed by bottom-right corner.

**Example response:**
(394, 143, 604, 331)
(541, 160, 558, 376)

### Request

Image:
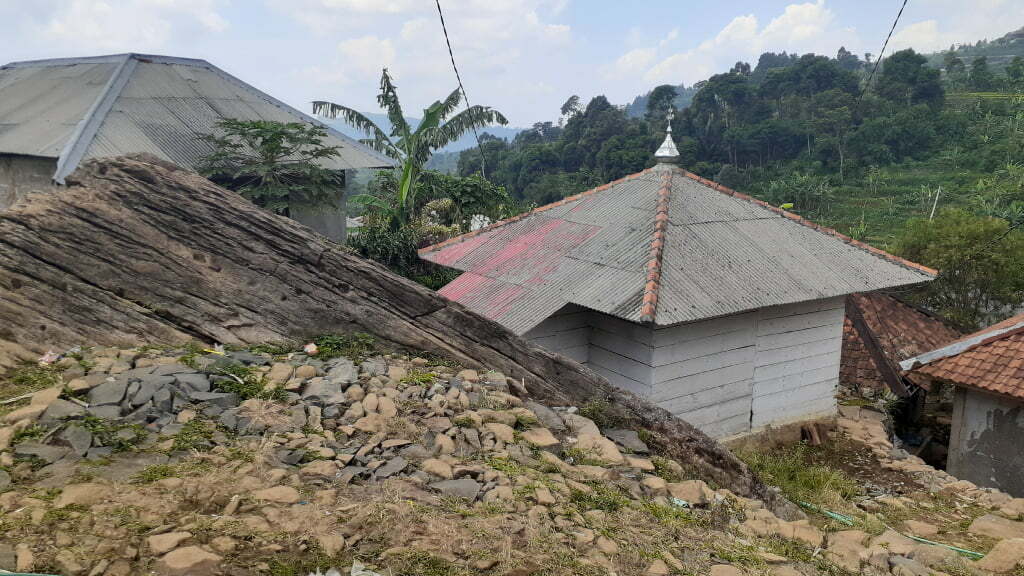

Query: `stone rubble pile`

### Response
(3, 345, 1024, 575)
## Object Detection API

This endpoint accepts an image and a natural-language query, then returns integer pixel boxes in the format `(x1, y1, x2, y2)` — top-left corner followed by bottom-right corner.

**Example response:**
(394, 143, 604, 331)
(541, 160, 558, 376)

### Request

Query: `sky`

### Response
(1, 0, 1022, 126)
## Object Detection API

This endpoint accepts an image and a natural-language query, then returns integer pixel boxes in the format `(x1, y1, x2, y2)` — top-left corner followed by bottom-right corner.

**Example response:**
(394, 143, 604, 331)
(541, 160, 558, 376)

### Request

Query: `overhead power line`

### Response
(434, 0, 488, 178)
(858, 0, 910, 104)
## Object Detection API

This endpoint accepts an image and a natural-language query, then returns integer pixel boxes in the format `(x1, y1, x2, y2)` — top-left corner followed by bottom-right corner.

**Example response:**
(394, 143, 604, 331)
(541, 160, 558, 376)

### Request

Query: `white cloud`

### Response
(273, 0, 572, 122)
(338, 35, 395, 76)
(4, 0, 228, 54)
(605, 1, 859, 88)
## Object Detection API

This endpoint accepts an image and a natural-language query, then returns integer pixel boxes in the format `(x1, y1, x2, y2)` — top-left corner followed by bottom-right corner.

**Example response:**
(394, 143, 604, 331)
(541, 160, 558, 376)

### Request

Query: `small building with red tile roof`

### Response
(420, 127, 936, 439)
(903, 312, 1024, 496)
(840, 292, 961, 398)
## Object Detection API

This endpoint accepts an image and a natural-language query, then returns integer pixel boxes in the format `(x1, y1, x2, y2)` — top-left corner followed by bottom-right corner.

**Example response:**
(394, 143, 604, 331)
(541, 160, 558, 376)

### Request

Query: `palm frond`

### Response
(378, 68, 411, 140)
(311, 101, 401, 159)
(436, 87, 463, 121)
(431, 106, 509, 150)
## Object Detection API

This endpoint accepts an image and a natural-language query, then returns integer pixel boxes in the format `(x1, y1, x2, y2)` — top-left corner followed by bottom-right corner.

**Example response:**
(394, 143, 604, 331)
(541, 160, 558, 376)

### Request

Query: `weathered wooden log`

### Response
(0, 154, 797, 516)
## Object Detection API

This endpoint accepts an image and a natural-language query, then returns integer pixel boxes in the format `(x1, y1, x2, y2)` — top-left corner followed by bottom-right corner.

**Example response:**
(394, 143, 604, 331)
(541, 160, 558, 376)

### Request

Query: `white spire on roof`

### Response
(655, 108, 679, 163)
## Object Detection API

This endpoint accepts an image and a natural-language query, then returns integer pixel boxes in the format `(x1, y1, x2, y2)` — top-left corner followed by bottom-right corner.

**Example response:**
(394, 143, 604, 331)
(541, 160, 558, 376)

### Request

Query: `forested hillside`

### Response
(453, 36, 1024, 329)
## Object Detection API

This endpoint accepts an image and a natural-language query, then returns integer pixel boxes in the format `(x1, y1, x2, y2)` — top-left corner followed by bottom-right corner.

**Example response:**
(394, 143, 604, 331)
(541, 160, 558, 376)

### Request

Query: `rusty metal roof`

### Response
(421, 163, 937, 334)
(0, 54, 394, 183)
(841, 292, 961, 392)
(904, 313, 1024, 399)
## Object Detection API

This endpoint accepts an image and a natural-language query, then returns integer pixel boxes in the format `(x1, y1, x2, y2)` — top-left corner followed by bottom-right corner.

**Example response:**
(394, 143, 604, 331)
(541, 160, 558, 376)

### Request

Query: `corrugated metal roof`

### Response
(0, 61, 116, 157)
(422, 163, 937, 334)
(0, 53, 395, 182)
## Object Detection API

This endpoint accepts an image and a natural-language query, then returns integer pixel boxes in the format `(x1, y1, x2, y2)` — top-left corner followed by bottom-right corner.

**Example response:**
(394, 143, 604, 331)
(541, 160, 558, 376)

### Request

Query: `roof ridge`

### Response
(52, 53, 137, 184)
(419, 166, 657, 256)
(901, 314, 1024, 371)
(675, 168, 938, 277)
(639, 168, 672, 322)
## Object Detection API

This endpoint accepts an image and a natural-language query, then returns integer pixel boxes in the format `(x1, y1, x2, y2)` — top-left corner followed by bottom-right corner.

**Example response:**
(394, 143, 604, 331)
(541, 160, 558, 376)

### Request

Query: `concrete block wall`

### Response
(524, 304, 591, 364)
(0, 155, 58, 211)
(948, 387, 1024, 497)
(524, 297, 844, 439)
(750, 298, 844, 430)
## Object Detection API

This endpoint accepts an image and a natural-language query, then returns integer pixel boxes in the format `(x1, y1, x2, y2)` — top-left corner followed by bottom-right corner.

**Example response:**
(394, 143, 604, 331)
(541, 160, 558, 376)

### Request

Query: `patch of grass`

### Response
(314, 332, 376, 362)
(644, 501, 705, 528)
(172, 418, 216, 452)
(131, 464, 179, 483)
(0, 364, 63, 417)
(249, 342, 296, 357)
(11, 424, 48, 444)
(41, 503, 89, 526)
(651, 456, 683, 483)
(388, 549, 470, 576)
(578, 397, 620, 430)
(452, 415, 476, 428)
(214, 364, 287, 401)
(80, 414, 147, 452)
(400, 369, 436, 386)
(569, 483, 630, 513)
(177, 341, 208, 369)
(738, 442, 861, 510)
(108, 505, 151, 535)
(562, 447, 605, 467)
(515, 413, 538, 429)
(485, 456, 526, 477)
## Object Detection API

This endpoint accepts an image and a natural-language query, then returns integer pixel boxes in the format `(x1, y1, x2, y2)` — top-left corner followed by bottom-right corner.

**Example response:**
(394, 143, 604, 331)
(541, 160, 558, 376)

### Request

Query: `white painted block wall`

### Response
(523, 297, 844, 439)
(523, 304, 591, 364)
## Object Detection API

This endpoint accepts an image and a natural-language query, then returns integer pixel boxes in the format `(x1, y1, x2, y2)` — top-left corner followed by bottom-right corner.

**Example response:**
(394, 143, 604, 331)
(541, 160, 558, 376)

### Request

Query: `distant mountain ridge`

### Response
(924, 25, 1024, 71)
(324, 112, 522, 153)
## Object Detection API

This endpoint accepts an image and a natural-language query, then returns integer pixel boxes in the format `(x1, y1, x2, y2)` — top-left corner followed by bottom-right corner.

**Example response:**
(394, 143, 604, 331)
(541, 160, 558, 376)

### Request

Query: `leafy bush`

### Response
(313, 333, 376, 362)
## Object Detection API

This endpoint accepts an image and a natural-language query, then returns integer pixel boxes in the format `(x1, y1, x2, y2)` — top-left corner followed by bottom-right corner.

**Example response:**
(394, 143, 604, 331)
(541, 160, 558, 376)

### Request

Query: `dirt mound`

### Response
(0, 155, 791, 514)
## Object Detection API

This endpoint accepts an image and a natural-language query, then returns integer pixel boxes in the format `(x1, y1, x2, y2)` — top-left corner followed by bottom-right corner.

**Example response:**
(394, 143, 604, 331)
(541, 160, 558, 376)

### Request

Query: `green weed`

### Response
(313, 333, 376, 362)
(80, 415, 147, 452)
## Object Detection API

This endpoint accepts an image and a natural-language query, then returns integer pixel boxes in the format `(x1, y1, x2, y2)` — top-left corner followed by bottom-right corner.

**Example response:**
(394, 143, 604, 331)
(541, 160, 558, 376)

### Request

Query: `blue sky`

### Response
(1, 1, 1021, 125)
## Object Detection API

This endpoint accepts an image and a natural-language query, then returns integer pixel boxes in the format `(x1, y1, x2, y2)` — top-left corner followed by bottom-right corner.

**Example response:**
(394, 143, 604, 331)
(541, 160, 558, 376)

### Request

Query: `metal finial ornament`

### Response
(655, 108, 679, 163)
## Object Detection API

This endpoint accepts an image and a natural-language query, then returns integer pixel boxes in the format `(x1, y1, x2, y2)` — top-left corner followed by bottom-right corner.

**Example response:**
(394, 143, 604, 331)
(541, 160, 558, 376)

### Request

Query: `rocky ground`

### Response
(1, 337, 1023, 576)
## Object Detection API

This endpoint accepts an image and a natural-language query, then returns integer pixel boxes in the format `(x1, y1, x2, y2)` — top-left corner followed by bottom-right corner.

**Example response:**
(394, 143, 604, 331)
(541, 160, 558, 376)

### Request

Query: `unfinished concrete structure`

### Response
(0, 53, 393, 241)
(904, 313, 1024, 496)
(420, 128, 937, 439)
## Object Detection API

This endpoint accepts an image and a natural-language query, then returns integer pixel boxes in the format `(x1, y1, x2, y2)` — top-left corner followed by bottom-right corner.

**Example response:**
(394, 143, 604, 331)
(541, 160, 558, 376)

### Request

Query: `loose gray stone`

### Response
(399, 444, 432, 460)
(153, 387, 173, 412)
(89, 379, 129, 406)
(301, 380, 344, 404)
(326, 360, 358, 385)
(86, 446, 113, 460)
(60, 424, 93, 456)
(430, 478, 482, 501)
(187, 391, 238, 408)
(86, 405, 122, 419)
(359, 357, 387, 377)
(0, 470, 10, 493)
(526, 401, 566, 432)
(14, 441, 70, 464)
(279, 449, 306, 466)
(39, 398, 86, 424)
(605, 429, 648, 453)
(219, 409, 239, 430)
(151, 363, 197, 376)
(132, 376, 174, 407)
(229, 352, 269, 366)
(374, 456, 407, 479)
(174, 373, 211, 392)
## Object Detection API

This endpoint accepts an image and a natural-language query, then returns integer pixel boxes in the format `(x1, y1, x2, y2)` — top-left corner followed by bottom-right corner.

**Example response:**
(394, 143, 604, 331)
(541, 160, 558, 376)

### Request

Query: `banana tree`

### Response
(313, 68, 508, 228)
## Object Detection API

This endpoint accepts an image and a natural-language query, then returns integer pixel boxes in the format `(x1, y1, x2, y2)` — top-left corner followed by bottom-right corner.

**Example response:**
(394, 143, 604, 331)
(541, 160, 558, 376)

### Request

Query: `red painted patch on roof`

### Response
(437, 271, 492, 302)
(430, 230, 493, 267)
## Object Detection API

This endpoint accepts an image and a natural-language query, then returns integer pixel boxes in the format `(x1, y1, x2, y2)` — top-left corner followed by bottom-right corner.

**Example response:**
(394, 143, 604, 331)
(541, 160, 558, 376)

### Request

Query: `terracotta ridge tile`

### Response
(419, 166, 656, 256)
(640, 169, 673, 323)
(674, 168, 938, 277)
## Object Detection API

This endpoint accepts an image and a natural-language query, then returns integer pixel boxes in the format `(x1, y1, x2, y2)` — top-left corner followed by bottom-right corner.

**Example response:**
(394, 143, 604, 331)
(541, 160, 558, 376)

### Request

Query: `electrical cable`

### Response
(434, 0, 488, 178)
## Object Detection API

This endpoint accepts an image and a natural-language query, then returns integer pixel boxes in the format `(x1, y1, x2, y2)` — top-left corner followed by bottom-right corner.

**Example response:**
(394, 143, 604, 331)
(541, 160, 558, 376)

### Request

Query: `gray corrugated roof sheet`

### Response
(421, 164, 937, 334)
(0, 53, 394, 183)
